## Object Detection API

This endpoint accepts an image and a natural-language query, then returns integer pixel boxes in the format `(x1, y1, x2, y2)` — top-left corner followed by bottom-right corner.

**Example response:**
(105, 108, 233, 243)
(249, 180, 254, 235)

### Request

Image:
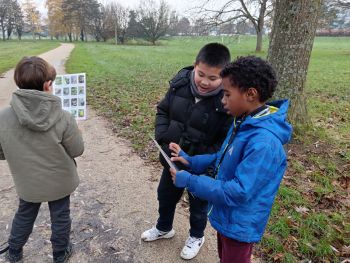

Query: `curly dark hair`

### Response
(220, 56, 278, 102)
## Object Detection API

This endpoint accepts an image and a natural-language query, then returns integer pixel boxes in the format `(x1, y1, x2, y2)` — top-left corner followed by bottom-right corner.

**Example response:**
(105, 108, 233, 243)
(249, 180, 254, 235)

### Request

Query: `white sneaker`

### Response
(141, 226, 175, 242)
(180, 236, 205, 260)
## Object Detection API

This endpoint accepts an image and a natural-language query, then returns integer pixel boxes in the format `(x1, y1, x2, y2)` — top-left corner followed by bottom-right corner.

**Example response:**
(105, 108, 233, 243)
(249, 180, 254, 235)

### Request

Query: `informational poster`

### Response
(53, 73, 87, 120)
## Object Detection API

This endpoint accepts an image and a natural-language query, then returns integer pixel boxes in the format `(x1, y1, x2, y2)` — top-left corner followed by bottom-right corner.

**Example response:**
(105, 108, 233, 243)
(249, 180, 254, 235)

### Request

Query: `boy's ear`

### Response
(246, 88, 258, 102)
(43, 80, 52, 92)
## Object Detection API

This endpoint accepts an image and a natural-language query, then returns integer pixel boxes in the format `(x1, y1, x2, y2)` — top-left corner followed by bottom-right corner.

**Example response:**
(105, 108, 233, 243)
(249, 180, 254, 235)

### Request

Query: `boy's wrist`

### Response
(175, 170, 191, 188)
(179, 150, 193, 167)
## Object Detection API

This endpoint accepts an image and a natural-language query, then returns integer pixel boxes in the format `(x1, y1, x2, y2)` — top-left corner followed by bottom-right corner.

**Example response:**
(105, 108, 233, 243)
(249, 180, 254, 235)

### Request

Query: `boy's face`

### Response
(193, 62, 222, 94)
(221, 77, 250, 117)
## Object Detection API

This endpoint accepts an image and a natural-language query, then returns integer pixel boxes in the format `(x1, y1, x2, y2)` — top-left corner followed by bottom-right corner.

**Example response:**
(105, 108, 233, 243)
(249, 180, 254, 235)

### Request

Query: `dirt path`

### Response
(0, 44, 221, 262)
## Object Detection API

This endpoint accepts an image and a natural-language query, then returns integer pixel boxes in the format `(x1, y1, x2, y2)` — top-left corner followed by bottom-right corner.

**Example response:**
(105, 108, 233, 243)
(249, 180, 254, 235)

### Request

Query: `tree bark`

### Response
(115, 23, 118, 45)
(256, 29, 263, 52)
(267, 0, 323, 126)
(80, 29, 84, 42)
(1, 22, 5, 41)
(255, 0, 267, 52)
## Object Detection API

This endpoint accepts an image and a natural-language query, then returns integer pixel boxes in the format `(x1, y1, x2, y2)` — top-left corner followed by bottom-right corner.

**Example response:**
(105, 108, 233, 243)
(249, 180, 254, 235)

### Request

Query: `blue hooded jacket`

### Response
(184, 100, 292, 243)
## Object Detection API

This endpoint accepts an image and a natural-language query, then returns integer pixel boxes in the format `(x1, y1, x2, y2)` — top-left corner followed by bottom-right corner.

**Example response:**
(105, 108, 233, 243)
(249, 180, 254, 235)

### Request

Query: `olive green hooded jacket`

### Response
(0, 89, 84, 202)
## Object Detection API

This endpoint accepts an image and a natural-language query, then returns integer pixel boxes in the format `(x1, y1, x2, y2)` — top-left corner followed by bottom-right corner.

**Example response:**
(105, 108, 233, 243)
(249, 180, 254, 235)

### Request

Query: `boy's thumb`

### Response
(171, 156, 183, 162)
(171, 156, 188, 165)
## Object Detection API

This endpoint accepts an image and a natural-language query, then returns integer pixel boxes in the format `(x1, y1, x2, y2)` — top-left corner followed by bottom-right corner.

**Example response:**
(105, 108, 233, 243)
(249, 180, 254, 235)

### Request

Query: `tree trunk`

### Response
(255, 0, 267, 52)
(1, 22, 5, 41)
(267, 0, 322, 126)
(256, 29, 263, 52)
(80, 29, 84, 42)
(7, 27, 12, 40)
(114, 22, 118, 45)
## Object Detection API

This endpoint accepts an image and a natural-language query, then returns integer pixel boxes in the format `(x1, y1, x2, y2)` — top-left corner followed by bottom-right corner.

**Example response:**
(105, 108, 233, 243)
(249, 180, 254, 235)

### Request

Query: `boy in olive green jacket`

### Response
(0, 57, 84, 263)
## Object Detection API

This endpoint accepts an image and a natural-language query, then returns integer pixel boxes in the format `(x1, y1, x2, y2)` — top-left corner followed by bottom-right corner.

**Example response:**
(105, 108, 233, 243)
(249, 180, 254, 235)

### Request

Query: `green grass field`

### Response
(66, 36, 349, 263)
(0, 36, 348, 262)
(0, 40, 59, 74)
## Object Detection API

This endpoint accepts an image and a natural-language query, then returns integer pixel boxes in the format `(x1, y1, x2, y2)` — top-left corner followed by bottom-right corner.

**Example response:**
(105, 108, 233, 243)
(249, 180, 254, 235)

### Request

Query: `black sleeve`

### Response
(208, 115, 233, 153)
(155, 89, 172, 144)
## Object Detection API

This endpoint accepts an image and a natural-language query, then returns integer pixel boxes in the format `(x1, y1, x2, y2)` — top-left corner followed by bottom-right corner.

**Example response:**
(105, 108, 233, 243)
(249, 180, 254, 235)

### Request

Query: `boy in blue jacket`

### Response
(169, 56, 292, 263)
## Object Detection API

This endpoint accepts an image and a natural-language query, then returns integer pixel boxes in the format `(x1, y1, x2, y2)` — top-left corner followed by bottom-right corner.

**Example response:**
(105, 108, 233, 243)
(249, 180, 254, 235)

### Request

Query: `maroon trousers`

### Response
(217, 232, 253, 263)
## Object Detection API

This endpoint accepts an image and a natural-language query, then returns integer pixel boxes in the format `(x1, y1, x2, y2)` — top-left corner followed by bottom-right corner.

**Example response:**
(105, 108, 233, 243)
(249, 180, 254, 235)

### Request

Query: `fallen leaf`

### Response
(341, 245, 350, 256)
(273, 253, 284, 261)
(295, 206, 309, 214)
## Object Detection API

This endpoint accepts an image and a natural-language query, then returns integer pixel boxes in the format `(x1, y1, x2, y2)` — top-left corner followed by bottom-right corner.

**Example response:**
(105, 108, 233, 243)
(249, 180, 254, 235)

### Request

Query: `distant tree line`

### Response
(46, 0, 208, 44)
(0, 0, 349, 43)
(46, 0, 257, 44)
(317, 0, 350, 36)
(0, 0, 277, 44)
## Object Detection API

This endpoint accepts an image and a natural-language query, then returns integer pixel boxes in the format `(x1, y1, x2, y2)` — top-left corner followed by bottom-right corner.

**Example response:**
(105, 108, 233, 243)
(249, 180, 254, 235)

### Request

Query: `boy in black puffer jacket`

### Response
(141, 43, 232, 260)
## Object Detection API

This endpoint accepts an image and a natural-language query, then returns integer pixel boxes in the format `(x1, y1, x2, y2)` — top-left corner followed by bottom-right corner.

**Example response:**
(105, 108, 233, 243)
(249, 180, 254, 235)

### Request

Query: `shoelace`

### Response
(186, 237, 201, 248)
(155, 228, 167, 237)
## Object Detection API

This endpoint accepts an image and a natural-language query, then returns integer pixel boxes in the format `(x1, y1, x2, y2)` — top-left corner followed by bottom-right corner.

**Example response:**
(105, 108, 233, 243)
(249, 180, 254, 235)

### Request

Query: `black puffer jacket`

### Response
(155, 66, 232, 168)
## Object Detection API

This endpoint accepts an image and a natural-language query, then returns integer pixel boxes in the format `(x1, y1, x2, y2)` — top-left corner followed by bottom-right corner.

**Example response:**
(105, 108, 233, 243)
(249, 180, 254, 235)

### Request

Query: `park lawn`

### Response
(0, 40, 60, 74)
(66, 36, 349, 263)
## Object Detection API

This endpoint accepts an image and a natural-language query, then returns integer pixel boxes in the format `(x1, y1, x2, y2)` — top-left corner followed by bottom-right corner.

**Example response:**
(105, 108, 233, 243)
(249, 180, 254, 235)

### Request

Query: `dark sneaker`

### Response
(53, 243, 73, 263)
(5, 248, 23, 263)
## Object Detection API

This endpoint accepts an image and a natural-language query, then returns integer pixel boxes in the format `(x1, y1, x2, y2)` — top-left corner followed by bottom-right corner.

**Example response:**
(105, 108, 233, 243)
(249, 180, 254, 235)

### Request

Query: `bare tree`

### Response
(267, 0, 323, 126)
(22, 0, 41, 39)
(46, 0, 65, 40)
(168, 10, 178, 36)
(177, 17, 191, 35)
(13, 0, 23, 39)
(192, 18, 210, 35)
(5, 0, 22, 39)
(0, 0, 8, 40)
(318, 0, 338, 30)
(136, 0, 170, 45)
(195, 0, 274, 52)
(61, 0, 101, 42)
(104, 2, 129, 44)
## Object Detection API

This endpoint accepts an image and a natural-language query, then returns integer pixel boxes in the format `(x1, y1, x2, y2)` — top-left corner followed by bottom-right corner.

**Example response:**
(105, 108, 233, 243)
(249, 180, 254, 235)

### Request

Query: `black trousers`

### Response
(156, 168, 208, 238)
(8, 195, 71, 253)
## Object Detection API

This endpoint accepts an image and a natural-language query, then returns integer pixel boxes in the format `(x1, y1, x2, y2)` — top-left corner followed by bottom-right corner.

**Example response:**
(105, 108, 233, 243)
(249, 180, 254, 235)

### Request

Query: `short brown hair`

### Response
(14, 56, 56, 91)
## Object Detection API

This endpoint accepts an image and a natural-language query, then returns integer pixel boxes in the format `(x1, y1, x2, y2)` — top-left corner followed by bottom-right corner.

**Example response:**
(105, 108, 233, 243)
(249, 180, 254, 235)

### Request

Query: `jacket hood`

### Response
(241, 99, 292, 145)
(10, 89, 63, 131)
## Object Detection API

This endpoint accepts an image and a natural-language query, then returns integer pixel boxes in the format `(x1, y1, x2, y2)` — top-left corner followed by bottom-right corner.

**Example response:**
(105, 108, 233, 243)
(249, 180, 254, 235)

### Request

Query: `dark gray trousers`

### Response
(8, 195, 71, 253)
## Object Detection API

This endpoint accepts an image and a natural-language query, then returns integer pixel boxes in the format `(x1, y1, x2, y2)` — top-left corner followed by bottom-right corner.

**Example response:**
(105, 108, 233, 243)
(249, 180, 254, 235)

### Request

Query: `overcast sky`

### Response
(28, 0, 210, 17)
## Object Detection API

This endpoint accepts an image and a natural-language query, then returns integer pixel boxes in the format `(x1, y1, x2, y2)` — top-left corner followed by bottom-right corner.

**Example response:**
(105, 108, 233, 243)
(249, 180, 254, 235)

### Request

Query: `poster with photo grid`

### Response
(53, 73, 87, 120)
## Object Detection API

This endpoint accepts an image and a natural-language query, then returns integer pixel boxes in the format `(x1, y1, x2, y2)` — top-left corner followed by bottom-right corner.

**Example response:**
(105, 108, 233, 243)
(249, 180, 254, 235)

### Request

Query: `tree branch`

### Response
(238, 0, 258, 26)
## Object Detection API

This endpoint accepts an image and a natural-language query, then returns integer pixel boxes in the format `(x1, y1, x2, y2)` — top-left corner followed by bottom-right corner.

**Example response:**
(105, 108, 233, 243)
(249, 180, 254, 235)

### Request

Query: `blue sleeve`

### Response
(187, 141, 278, 207)
(190, 153, 218, 174)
